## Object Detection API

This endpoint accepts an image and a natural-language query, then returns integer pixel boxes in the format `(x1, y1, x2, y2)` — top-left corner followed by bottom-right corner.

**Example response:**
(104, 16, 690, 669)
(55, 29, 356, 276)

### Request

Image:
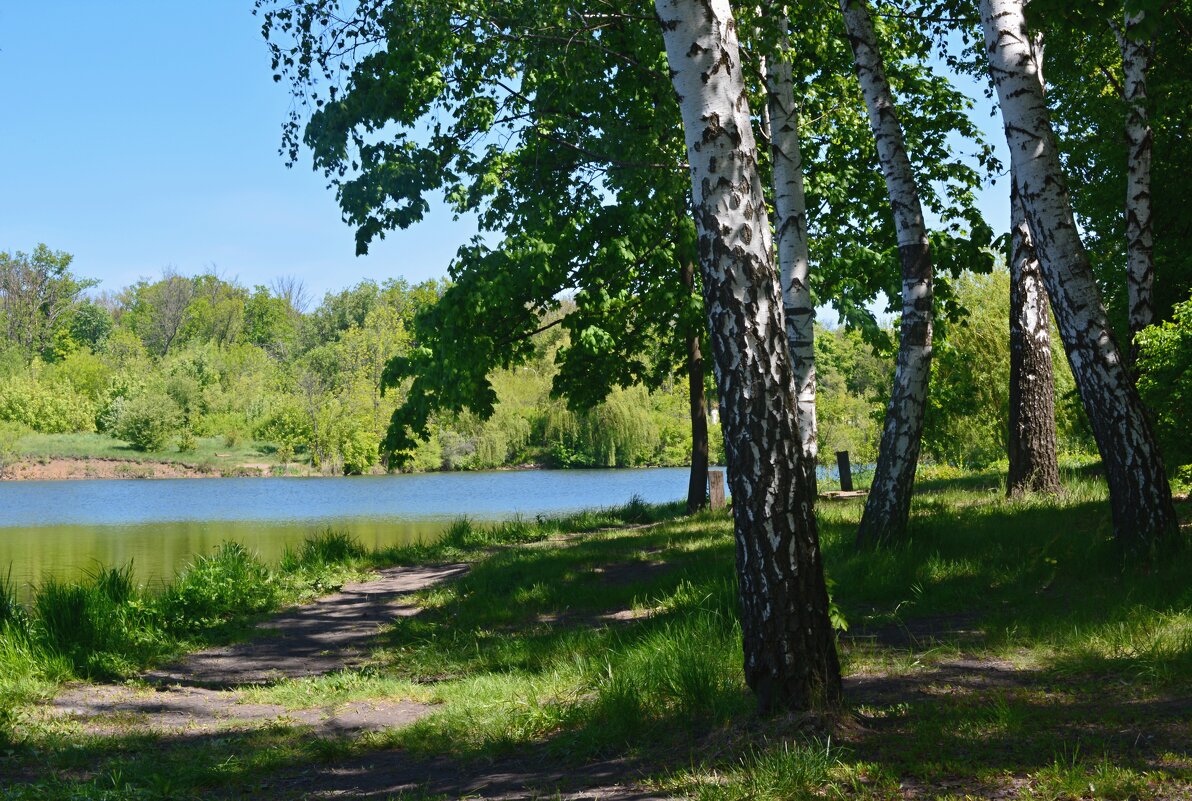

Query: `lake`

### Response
(0, 467, 696, 596)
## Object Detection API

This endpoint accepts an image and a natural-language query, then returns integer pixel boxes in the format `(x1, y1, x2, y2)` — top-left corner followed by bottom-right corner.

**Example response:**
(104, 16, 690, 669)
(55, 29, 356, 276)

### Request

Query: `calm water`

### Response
(0, 467, 692, 596)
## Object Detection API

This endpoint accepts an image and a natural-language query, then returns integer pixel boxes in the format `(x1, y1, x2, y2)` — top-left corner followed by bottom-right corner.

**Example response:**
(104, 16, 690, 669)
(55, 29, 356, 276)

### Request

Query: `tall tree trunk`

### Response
(840, 0, 934, 547)
(763, 19, 818, 481)
(1008, 182, 1061, 496)
(1114, 9, 1155, 363)
(656, 0, 842, 714)
(981, 0, 1177, 552)
(681, 255, 711, 514)
(1007, 30, 1060, 497)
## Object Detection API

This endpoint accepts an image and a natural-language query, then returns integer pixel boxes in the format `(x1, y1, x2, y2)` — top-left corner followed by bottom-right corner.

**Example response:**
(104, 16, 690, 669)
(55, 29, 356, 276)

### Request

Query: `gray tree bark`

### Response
(681, 255, 711, 514)
(840, 0, 935, 547)
(1007, 182, 1061, 496)
(981, 0, 1177, 552)
(656, 0, 842, 713)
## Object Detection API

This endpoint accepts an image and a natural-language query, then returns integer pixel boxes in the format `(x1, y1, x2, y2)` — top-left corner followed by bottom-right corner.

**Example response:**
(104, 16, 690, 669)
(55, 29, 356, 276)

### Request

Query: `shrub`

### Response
(176, 427, 197, 452)
(0, 376, 96, 433)
(1136, 295, 1192, 474)
(111, 391, 183, 451)
(338, 421, 379, 475)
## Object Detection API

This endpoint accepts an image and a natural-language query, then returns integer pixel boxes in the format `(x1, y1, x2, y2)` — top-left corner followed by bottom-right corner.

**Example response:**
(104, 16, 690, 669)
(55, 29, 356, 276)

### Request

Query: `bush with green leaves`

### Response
(111, 391, 183, 451)
(337, 420, 379, 475)
(1136, 294, 1192, 477)
(0, 375, 96, 434)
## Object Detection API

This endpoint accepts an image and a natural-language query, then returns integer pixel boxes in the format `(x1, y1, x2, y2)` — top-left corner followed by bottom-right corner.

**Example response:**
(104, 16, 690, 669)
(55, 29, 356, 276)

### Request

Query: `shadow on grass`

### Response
(5, 485, 1191, 800)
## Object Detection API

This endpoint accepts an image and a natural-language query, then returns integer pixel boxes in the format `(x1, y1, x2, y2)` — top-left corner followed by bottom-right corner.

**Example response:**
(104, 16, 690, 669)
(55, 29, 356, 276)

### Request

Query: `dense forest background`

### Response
(0, 244, 1098, 475)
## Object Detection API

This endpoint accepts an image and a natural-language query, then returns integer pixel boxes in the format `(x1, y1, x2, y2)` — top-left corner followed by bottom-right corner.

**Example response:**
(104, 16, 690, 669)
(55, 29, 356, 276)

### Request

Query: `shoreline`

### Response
(0, 456, 287, 481)
(0, 457, 695, 482)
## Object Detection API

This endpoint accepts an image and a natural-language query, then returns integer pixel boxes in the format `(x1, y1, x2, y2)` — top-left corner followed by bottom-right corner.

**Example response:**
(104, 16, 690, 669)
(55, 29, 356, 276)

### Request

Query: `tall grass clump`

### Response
(0, 566, 25, 631)
(281, 529, 365, 571)
(687, 739, 846, 801)
(32, 564, 159, 676)
(157, 542, 277, 634)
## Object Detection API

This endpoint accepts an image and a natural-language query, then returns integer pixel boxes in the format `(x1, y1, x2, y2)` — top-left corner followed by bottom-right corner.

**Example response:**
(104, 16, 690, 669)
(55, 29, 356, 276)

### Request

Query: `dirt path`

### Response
(44, 562, 677, 800)
(49, 564, 468, 736)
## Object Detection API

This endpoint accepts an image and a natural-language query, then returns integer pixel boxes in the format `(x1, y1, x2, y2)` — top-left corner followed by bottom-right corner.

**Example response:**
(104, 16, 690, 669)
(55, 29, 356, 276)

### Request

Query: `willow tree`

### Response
(981, 0, 1178, 551)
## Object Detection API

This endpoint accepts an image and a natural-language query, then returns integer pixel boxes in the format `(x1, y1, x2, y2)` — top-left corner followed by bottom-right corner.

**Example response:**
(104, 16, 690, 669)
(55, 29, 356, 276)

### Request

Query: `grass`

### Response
(1, 478, 1189, 800)
(0, 530, 374, 739)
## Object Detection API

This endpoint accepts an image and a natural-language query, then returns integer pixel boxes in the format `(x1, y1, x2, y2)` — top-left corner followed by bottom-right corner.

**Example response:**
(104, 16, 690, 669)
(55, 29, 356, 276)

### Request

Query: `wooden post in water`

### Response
(708, 469, 726, 510)
(836, 451, 854, 492)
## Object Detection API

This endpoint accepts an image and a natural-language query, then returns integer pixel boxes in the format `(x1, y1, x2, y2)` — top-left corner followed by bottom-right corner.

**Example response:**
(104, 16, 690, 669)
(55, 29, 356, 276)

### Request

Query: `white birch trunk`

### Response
(1007, 29, 1060, 496)
(981, 0, 1177, 551)
(840, 0, 934, 547)
(763, 17, 818, 474)
(1114, 9, 1155, 359)
(655, 0, 841, 713)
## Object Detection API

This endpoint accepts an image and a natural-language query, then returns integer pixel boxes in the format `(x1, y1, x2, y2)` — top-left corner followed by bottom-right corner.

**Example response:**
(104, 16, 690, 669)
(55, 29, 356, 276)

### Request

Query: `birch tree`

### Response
(1008, 183, 1061, 495)
(980, 0, 1178, 551)
(1114, 7, 1155, 361)
(656, 0, 842, 712)
(839, 0, 935, 547)
(1007, 30, 1060, 496)
(762, 14, 817, 472)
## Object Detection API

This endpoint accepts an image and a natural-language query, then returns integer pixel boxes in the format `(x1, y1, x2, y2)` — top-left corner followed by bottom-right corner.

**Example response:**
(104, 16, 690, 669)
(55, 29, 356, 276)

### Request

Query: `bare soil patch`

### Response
(145, 564, 469, 688)
(46, 564, 468, 738)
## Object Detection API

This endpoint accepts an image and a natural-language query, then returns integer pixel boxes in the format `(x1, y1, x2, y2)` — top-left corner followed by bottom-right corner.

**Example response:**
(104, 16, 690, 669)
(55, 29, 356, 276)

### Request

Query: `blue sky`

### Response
(0, 1, 1008, 303)
(0, 0, 476, 299)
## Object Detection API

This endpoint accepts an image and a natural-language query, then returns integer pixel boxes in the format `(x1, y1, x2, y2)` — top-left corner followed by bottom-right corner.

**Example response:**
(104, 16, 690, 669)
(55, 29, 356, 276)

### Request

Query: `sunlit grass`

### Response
(2, 477, 1190, 801)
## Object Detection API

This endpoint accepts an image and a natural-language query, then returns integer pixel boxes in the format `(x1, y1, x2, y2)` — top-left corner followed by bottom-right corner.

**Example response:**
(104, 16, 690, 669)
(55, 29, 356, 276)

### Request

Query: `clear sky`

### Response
(0, 2, 1008, 303)
(0, 0, 477, 300)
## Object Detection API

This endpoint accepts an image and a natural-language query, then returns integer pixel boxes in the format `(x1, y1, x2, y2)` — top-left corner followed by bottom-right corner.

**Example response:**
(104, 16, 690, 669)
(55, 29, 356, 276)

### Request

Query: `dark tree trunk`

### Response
(840, 0, 935, 548)
(657, 0, 842, 714)
(681, 256, 711, 514)
(982, 0, 1178, 553)
(1007, 184, 1061, 496)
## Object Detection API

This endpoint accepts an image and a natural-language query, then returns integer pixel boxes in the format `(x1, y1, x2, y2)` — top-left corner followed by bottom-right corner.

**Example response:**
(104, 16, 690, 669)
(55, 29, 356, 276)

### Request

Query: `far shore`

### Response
(0, 456, 646, 481)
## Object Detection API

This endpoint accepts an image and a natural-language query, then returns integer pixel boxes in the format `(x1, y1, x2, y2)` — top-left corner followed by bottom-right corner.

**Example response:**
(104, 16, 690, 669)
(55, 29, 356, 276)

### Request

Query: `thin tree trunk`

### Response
(981, 0, 1177, 552)
(681, 255, 711, 514)
(656, 0, 841, 714)
(1007, 182, 1061, 496)
(1114, 9, 1155, 363)
(840, 0, 934, 548)
(763, 19, 818, 491)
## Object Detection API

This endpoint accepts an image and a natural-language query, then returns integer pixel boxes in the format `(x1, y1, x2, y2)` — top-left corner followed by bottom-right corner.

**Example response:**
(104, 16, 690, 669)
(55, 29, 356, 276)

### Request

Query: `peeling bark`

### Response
(1008, 181, 1061, 496)
(763, 18, 817, 476)
(1114, 9, 1155, 363)
(981, 0, 1177, 552)
(840, 0, 934, 547)
(656, 0, 841, 713)
(681, 255, 711, 514)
